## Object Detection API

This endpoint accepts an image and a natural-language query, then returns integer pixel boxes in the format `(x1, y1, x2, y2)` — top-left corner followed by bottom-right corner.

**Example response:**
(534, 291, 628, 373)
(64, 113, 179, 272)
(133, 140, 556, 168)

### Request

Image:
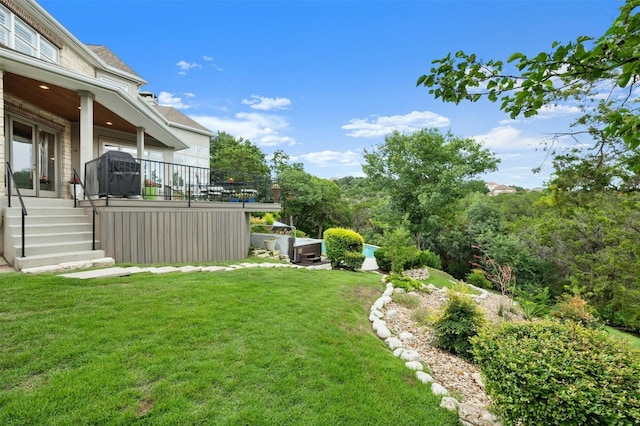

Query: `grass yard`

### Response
(425, 267, 482, 296)
(0, 268, 458, 425)
(606, 326, 640, 350)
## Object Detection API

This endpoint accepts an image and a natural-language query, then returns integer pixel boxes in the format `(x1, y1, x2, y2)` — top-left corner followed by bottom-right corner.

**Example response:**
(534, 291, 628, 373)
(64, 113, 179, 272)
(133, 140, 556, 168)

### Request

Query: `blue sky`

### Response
(41, 0, 622, 188)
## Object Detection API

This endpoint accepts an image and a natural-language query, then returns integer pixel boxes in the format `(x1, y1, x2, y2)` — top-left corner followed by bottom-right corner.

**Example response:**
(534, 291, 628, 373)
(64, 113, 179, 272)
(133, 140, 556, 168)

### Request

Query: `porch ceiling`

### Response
(6, 72, 142, 135)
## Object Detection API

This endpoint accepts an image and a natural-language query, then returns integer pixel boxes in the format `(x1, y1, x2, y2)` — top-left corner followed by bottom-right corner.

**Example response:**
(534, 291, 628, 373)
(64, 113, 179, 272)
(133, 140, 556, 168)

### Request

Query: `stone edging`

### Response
(369, 275, 502, 426)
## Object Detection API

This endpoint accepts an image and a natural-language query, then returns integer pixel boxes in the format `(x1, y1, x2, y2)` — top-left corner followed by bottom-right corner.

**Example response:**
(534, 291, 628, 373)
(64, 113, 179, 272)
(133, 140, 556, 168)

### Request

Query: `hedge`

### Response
(323, 228, 364, 269)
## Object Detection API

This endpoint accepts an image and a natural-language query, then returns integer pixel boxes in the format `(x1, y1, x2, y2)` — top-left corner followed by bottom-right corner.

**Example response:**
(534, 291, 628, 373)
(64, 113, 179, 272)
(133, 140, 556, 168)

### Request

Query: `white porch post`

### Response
(136, 127, 145, 194)
(0, 70, 5, 195)
(78, 91, 94, 181)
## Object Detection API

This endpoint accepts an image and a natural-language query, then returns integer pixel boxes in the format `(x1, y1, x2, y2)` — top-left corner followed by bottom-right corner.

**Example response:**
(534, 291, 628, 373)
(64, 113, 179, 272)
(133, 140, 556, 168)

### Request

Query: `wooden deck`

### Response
(78, 198, 280, 264)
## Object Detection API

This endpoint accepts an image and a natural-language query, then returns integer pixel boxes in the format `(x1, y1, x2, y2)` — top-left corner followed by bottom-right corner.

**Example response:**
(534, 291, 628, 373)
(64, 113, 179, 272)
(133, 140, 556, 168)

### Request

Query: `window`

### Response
(0, 4, 60, 64)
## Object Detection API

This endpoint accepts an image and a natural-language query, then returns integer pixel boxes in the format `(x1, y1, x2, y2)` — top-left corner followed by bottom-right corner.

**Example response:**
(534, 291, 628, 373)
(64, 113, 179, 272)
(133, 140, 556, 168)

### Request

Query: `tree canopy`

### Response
(417, 0, 640, 158)
(209, 131, 270, 180)
(363, 128, 499, 247)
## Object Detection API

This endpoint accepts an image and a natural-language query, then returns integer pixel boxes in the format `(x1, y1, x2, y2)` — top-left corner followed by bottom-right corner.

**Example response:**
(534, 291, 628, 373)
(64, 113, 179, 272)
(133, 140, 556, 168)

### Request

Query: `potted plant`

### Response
(272, 183, 280, 203)
(144, 178, 158, 199)
(264, 238, 277, 251)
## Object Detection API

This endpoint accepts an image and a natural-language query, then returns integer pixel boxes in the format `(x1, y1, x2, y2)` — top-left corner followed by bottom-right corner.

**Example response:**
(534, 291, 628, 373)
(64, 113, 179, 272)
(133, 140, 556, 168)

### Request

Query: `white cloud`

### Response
(203, 55, 213, 61)
(184, 92, 195, 98)
(342, 110, 450, 138)
(294, 150, 363, 168)
(242, 95, 292, 111)
(176, 60, 201, 75)
(472, 125, 541, 150)
(536, 104, 581, 119)
(158, 91, 191, 109)
(188, 112, 296, 147)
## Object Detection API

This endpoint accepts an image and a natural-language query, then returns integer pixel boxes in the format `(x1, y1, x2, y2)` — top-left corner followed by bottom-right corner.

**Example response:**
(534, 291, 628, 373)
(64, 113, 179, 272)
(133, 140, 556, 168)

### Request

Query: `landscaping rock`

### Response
(416, 371, 434, 384)
(431, 383, 449, 396)
(458, 403, 501, 426)
(440, 396, 460, 411)
(385, 337, 403, 350)
(393, 348, 405, 357)
(400, 349, 420, 362)
(399, 331, 414, 341)
(386, 309, 398, 318)
(376, 325, 392, 339)
(405, 361, 423, 371)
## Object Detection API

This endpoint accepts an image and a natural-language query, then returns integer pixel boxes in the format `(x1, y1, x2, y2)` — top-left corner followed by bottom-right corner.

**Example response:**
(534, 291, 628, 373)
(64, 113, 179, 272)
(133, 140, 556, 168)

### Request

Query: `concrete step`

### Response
(13, 230, 97, 245)
(15, 250, 107, 270)
(5, 213, 90, 225)
(7, 223, 93, 237)
(15, 240, 101, 257)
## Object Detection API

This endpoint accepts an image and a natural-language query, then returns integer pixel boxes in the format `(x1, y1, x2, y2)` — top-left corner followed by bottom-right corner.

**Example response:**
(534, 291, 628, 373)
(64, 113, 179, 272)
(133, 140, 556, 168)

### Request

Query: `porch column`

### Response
(136, 127, 145, 194)
(78, 91, 94, 181)
(0, 70, 5, 195)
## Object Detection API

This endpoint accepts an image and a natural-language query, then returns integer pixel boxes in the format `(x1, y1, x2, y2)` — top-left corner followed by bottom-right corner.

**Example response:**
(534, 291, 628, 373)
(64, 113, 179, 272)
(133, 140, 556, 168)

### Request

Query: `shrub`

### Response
(263, 212, 275, 225)
(374, 247, 393, 273)
(375, 246, 442, 273)
(465, 269, 493, 289)
(343, 251, 366, 271)
(472, 320, 640, 425)
(417, 249, 442, 270)
(323, 228, 364, 269)
(433, 291, 485, 360)
(551, 293, 600, 327)
(388, 273, 422, 292)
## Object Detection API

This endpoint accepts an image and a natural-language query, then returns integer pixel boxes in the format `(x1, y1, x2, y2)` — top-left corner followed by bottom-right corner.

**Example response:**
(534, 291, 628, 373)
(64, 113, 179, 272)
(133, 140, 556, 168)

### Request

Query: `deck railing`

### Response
(84, 156, 280, 207)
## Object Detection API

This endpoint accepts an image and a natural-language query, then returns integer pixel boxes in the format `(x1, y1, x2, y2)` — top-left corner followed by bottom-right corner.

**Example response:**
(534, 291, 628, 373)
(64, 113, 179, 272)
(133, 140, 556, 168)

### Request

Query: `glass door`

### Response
(38, 129, 57, 197)
(9, 119, 58, 197)
(10, 120, 36, 196)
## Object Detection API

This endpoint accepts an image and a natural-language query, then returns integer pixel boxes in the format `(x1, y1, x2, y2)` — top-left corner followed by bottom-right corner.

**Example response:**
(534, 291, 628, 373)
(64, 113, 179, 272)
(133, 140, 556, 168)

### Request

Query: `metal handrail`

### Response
(72, 169, 99, 250)
(5, 162, 28, 258)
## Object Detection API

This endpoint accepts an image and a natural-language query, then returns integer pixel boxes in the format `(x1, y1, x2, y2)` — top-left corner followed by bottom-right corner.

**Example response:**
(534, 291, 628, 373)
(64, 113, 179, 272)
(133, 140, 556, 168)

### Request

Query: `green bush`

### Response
(417, 249, 442, 269)
(343, 251, 366, 271)
(551, 293, 600, 327)
(374, 247, 393, 272)
(375, 247, 442, 273)
(433, 292, 485, 360)
(263, 212, 275, 225)
(323, 228, 364, 269)
(388, 273, 422, 292)
(472, 320, 640, 425)
(465, 269, 493, 289)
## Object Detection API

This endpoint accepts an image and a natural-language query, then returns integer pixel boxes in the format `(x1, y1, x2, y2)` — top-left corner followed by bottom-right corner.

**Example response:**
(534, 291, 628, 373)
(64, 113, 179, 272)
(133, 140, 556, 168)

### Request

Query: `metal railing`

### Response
(5, 162, 28, 258)
(72, 168, 99, 251)
(83, 155, 280, 207)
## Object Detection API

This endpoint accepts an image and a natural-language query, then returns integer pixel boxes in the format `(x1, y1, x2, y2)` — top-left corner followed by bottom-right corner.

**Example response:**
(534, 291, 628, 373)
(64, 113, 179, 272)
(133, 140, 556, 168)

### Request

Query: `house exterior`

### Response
(0, 0, 279, 269)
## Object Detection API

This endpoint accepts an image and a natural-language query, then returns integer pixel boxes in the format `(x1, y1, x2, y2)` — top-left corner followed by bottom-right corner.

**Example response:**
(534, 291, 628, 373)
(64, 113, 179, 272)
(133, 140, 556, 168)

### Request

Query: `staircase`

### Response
(3, 198, 107, 271)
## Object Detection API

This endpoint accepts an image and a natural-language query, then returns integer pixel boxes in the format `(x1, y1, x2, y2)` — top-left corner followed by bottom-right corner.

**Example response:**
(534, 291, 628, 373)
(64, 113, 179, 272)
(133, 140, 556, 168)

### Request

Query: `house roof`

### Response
(154, 105, 212, 135)
(86, 44, 140, 78)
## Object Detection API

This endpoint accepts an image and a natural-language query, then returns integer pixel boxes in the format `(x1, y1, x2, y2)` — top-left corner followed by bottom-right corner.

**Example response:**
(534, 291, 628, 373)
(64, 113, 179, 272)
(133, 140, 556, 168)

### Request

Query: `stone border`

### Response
(369, 275, 501, 426)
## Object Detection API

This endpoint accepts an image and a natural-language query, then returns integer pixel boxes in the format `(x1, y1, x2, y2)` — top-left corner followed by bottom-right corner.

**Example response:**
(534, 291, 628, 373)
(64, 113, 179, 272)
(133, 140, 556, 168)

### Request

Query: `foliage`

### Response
(263, 212, 275, 225)
(279, 167, 343, 238)
(417, 0, 640, 157)
(323, 227, 364, 269)
(380, 226, 417, 273)
(209, 131, 270, 179)
(373, 247, 393, 273)
(388, 273, 422, 292)
(465, 269, 492, 290)
(343, 251, 366, 271)
(363, 128, 499, 247)
(416, 249, 442, 270)
(472, 320, 640, 425)
(433, 291, 485, 360)
(551, 293, 600, 327)
(473, 245, 516, 297)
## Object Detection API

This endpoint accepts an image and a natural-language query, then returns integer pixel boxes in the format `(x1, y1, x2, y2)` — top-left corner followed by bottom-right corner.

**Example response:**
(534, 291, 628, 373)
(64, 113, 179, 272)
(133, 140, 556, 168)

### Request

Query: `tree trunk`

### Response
(317, 222, 324, 239)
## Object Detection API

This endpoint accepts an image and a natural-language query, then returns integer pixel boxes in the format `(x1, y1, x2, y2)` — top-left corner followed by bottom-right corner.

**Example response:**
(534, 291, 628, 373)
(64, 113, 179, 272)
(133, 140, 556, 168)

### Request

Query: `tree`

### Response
(279, 167, 342, 238)
(209, 131, 269, 180)
(417, 0, 640, 157)
(363, 128, 499, 248)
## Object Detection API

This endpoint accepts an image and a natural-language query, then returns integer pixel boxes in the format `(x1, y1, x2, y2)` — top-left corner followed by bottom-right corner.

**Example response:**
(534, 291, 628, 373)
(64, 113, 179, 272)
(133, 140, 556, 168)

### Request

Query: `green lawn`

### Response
(425, 267, 482, 295)
(606, 326, 640, 350)
(0, 268, 458, 425)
